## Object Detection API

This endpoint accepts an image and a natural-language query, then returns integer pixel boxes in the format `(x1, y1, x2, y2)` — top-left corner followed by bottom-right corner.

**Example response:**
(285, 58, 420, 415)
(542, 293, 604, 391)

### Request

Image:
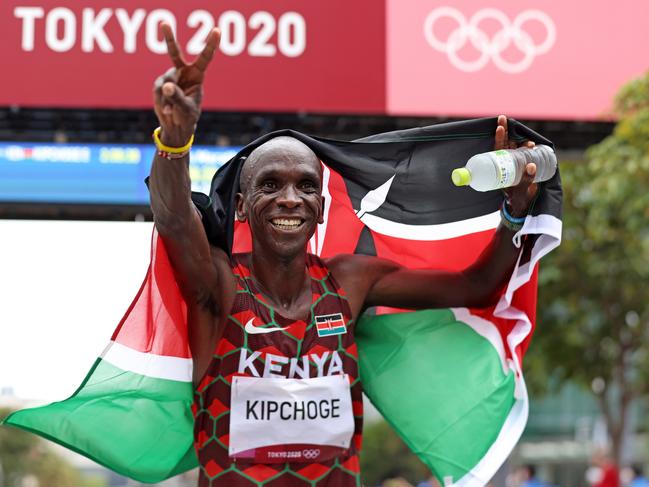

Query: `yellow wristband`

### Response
(152, 127, 195, 154)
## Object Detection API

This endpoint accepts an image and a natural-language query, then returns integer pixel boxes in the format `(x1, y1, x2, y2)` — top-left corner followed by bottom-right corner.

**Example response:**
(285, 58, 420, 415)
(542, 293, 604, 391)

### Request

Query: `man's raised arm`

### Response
(148, 24, 225, 310)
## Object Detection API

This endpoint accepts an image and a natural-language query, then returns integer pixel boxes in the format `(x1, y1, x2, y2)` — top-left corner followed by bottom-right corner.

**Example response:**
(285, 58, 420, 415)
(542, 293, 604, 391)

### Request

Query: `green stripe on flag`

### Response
(318, 328, 347, 336)
(357, 308, 516, 483)
(3, 359, 197, 482)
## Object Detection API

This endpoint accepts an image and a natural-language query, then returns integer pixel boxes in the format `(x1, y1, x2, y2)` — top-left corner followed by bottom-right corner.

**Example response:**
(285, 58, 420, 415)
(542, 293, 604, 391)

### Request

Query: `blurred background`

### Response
(1, 0, 648, 486)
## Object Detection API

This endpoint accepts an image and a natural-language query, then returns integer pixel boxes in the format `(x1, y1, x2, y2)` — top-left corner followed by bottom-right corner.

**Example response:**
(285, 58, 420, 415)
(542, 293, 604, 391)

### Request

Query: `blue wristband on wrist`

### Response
(501, 202, 527, 225)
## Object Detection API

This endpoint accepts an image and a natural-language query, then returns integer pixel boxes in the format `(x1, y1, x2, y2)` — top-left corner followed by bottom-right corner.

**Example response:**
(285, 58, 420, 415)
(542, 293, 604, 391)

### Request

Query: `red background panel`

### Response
(1, 0, 386, 113)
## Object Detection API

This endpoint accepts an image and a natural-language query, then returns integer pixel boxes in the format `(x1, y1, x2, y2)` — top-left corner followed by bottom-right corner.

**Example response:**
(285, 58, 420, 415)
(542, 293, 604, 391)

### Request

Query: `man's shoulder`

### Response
(324, 253, 401, 291)
(324, 253, 378, 273)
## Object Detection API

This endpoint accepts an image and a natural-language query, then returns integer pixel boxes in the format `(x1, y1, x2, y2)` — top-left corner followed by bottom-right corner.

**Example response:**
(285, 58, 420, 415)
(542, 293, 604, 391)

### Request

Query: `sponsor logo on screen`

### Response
(423, 7, 556, 74)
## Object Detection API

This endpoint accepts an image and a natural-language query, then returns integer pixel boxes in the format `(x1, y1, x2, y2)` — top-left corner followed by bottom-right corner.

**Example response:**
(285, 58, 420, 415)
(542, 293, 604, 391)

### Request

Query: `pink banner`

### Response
(1, 0, 385, 113)
(387, 0, 649, 120)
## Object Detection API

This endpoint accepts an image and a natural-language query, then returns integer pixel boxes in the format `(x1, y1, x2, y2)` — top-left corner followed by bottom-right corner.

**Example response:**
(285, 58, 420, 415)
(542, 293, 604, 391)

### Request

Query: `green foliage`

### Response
(614, 71, 649, 116)
(0, 408, 39, 486)
(360, 419, 430, 487)
(529, 70, 649, 395)
(0, 408, 107, 487)
(525, 71, 649, 459)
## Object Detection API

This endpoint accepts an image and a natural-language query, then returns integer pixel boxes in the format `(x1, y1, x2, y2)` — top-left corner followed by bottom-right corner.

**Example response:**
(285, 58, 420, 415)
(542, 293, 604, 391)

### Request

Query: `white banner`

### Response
(229, 374, 354, 456)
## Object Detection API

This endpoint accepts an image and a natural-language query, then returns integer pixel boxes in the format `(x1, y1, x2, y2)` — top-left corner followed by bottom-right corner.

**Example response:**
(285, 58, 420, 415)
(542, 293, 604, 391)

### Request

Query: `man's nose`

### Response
(276, 185, 301, 207)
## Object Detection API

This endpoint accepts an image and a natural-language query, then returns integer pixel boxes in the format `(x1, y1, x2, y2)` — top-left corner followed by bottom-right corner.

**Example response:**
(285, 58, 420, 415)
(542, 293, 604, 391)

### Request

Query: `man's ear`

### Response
(235, 193, 247, 222)
(318, 196, 325, 224)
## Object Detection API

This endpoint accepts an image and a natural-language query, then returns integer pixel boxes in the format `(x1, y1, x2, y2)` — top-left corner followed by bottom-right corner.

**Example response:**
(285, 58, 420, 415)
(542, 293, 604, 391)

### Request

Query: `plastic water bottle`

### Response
(451, 145, 557, 191)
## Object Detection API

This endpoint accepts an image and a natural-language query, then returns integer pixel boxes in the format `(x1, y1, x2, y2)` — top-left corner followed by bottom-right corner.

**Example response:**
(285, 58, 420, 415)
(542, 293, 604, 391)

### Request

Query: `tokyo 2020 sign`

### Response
(1, 0, 386, 113)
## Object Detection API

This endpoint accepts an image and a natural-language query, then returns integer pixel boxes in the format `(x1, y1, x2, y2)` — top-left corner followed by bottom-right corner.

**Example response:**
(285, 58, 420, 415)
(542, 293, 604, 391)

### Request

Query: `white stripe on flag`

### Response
(101, 341, 193, 382)
(309, 163, 332, 256)
(454, 394, 529, 487)
(359, 210, 500, 241)
(451, 213, 561, 486)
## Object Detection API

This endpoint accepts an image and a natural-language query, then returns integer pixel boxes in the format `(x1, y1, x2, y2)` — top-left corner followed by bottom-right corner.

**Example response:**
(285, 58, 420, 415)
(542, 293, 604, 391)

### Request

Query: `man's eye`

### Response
(301, 181, 316, 191)
(262, 181, 277, 189)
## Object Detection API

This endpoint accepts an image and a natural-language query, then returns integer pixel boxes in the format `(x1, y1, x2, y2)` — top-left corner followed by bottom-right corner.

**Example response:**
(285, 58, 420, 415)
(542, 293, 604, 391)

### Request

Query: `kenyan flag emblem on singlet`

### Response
(315, 313, 347, 337)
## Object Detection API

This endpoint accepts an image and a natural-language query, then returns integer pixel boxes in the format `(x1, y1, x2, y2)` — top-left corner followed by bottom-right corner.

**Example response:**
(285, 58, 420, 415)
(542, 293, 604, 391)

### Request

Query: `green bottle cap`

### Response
(451, 168, 471, 186)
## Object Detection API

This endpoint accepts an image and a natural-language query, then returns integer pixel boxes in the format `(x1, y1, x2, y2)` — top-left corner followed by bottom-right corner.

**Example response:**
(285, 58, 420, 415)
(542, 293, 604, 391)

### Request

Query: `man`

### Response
(592, 451, 620, 487)
(628, 465, 649, 487)
(149, 24, 539, 486)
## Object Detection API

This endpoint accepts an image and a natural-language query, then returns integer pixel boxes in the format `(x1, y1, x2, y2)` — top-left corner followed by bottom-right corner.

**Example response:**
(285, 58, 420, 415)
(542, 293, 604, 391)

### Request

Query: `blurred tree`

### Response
(527, 71, 649, 464)
(361, 419, 430, 486)
(0, 408, 107, 487)
(0, 408, 38, 486)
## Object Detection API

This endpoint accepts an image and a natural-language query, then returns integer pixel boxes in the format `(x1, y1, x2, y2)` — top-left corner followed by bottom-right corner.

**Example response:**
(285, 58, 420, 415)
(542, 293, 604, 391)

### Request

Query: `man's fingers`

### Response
(499, 114, 508, 139)
(162, 82, 176, 98)
(494, 115, 507, 150)
(185, 84, 204, 106)
(153, 68, 179, 105)
(517, 162, 536, 187)
(502, 163, 537, 216)
(526, 162, 537, 177)
(160, 81, 193, 115)
(162, 81, 186, 104)
(193, 28, 220, 72)
(495, 126, 506, 150)
(153, 68, 179, 90)
(162, 22, 187, 68)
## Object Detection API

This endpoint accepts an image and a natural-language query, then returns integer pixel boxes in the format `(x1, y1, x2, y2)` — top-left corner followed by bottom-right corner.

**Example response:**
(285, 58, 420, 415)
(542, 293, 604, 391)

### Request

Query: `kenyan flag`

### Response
(3, 117, 562, 486)
(4, 234, 198, 480)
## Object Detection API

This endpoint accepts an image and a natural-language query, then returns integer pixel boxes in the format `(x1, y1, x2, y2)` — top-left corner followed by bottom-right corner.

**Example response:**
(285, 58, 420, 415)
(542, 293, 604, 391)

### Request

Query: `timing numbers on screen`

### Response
(189, 166, 217, 187)
(13, 7, 307, 58)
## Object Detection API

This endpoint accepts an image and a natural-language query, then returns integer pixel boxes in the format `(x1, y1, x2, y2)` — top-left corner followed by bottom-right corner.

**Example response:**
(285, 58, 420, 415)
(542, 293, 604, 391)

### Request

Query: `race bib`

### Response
(229, 374, 354, 463)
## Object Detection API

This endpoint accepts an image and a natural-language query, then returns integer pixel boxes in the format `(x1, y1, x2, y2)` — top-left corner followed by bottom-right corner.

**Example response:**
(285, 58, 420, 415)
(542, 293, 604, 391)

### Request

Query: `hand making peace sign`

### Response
(153, 23, 221, 147)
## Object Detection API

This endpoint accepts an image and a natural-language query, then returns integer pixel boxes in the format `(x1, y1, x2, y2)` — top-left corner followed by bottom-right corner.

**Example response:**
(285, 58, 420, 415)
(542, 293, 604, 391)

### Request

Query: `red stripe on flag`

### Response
(319, 165, 365, 257)
(110, 234, 191, 358)
(372, 228, 497, 271)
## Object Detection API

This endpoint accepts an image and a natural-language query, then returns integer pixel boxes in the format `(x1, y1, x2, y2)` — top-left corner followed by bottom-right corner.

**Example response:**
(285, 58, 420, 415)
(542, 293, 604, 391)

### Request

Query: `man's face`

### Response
(236, 138, 324, 258)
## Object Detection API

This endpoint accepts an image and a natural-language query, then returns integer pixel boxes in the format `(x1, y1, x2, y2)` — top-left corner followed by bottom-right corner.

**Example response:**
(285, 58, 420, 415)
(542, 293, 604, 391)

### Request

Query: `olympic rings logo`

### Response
(423, 7, 556, 73)
(302, 449, 320, 460)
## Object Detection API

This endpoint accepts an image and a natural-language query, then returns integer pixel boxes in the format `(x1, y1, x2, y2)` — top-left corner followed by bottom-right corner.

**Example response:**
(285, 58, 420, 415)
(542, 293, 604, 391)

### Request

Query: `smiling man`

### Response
(149, 25, 539, 486)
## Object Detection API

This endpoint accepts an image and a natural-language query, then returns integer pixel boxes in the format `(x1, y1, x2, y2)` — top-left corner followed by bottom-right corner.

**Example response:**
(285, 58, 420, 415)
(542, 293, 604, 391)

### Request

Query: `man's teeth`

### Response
(271, 218, 303, 229)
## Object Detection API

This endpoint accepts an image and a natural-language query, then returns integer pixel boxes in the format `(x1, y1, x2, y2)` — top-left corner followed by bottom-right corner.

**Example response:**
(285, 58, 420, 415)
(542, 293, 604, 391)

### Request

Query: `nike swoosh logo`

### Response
(244, 318, 289, 335)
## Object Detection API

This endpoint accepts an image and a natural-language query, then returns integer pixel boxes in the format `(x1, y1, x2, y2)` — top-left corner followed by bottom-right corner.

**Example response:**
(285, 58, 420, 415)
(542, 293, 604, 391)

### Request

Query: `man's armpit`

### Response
(195, 289, 221, 316)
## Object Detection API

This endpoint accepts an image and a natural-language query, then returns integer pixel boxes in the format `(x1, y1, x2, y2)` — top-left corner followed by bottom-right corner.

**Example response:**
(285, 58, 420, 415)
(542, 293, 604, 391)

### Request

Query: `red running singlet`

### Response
(193, 253, 363, 486)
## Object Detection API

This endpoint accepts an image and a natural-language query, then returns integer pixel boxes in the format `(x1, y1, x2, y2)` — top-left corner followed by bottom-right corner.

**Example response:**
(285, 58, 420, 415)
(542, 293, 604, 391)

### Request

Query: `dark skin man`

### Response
(148, 24, 538, 485)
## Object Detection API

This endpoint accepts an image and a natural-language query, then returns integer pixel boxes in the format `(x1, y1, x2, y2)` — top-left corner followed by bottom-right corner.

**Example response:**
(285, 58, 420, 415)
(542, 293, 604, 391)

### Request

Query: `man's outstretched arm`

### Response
(148, 24, 226, 312)
(333, 116, 539, 312)
(361, 220, 530, 310)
